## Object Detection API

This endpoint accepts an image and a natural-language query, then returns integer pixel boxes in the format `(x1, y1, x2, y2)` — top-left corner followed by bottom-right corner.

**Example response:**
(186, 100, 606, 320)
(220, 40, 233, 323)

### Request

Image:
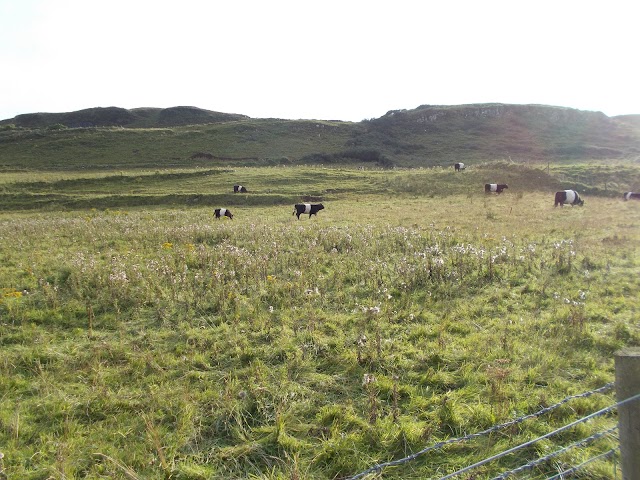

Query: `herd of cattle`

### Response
(215, 173, 639, 220)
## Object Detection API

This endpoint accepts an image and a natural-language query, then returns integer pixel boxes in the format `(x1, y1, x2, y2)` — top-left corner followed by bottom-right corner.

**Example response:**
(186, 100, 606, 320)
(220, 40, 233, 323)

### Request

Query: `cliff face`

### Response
(375, 103, 612, 129)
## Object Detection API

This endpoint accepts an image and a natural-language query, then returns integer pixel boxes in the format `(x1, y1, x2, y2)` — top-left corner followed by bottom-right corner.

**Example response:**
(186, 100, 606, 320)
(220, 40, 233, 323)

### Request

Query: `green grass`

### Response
(0, 120, 360, 171)
(0, 163, 638, 478)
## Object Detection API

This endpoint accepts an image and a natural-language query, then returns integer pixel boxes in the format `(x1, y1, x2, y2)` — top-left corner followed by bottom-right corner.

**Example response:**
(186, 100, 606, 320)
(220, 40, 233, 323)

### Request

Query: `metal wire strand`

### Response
(345, 383, 614, 480)
(436, 392, 640, 480)
(544, 449, 618, 480)
(490, 426, 618, 480)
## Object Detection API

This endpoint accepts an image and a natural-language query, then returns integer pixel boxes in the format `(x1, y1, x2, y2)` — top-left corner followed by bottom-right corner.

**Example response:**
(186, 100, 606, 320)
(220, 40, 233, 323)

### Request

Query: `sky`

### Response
(1, 0, 638, 122)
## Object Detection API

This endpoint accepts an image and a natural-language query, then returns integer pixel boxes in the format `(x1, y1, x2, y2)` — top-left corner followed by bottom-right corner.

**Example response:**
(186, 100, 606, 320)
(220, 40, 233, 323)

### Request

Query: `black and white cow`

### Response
(214, 208, 233, 220)
(554, 190, 584, 207)
(293, 203, 324, 219)
(485, 183, 508, 194)
(454, 162, 465, 172)
(623, 192, 640, 201)
(233, 185, 248, 193)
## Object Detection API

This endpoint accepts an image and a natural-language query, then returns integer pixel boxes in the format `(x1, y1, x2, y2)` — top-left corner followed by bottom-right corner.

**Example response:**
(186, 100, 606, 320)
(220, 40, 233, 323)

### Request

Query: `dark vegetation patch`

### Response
(300, 148, 394, 168)
(0, 192, 295, 210)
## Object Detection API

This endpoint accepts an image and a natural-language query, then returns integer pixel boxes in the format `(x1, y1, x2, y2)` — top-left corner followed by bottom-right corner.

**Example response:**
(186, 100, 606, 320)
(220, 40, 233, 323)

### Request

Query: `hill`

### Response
(361, 104, 640, 162)
(0, 106, 248, 129)
(1, 103, 639, 170)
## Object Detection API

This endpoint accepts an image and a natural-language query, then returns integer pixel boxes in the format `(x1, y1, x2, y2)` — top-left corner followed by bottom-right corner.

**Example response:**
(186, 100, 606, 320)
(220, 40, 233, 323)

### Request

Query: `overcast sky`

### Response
(1, 0, 638, 122)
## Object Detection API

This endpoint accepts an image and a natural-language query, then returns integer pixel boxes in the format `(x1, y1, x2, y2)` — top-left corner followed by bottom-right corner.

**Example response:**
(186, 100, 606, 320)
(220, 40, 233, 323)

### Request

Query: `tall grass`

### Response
(1, 177, 638, 478)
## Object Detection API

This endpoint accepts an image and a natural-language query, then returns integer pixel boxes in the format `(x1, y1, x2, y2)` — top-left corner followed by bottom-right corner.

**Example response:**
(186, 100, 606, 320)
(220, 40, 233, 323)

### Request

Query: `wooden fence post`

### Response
(615, 347, 640, 480)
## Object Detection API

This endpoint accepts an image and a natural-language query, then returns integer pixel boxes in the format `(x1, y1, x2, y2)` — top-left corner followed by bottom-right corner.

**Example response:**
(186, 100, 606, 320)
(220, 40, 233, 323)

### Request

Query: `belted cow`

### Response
(214, 208, 233, 220)
(623, 192, 640, 201)
(485, 183, 508, 194)
(234, 185, 248, 193)
(454, 162, 465, 172)
(293, 203, 324, 219)
(554, 190, 584, 207)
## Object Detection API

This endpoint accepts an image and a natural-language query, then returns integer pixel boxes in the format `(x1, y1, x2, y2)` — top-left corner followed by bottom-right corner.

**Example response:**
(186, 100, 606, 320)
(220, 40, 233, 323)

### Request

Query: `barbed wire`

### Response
(436, 392, 640, 480)
(489, 426, 618, 480)
(544, 449, 618, 480)
(345, 383, 614, 480)
(436, 402, 617, 480)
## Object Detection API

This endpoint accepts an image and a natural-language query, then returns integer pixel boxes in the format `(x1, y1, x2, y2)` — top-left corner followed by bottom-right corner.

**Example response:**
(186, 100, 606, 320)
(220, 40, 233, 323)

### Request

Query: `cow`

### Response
(214, 208, 233, 220)
(623, 192, 640, 201)
(554, 190, 584, 207)
(454, 162, 465, 172)
(293, 203, 324, 219)
(233, 185, 248, 193)
(485, 183, 508, 194)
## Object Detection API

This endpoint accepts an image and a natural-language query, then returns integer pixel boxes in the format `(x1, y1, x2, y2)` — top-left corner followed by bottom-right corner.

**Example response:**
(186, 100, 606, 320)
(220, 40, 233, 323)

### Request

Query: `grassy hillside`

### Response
(1, 164, 638, 478)
(1, 104, 639, 170)
(360, 104, 640, 163)
(0, 119, 358, 170)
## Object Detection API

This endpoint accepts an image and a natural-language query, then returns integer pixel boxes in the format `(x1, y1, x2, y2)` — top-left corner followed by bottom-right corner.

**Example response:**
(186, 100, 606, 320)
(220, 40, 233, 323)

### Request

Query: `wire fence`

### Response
(345, 382, 636, 480)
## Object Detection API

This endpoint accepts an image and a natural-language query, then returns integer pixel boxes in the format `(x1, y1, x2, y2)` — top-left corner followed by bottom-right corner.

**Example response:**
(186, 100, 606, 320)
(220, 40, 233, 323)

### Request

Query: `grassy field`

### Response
(1, 163, 639, 479)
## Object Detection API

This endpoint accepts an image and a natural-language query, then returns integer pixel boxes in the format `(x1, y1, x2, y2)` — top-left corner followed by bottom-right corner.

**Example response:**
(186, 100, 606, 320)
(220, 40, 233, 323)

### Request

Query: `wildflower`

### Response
(162, 242, 173, 249)
(363, 374, 376, 386)
(266, 275, 276, 282)
(2, 289, 22, 299)
(269, 306, 274, 313)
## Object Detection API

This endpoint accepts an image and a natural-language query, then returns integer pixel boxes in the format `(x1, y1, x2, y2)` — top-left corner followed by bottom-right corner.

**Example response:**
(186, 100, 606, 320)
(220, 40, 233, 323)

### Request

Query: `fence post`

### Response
(615, 347, 640, 480)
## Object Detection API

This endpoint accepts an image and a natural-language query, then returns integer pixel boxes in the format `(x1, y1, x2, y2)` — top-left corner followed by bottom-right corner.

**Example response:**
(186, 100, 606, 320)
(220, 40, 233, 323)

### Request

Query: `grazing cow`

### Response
(623, 192, 640, 201)
(554, 190, 584, 207)
(485, 183, 508, 194)
(214, 208, 233, 220)
(454, 162, 465, 172)
(293, 203, 324, 219)
(233, 185, 248, 193)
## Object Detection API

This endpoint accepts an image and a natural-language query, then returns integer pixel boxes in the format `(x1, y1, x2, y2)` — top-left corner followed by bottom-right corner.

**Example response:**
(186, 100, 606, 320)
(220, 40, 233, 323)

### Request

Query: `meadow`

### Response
(1, 163, 639, 479)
